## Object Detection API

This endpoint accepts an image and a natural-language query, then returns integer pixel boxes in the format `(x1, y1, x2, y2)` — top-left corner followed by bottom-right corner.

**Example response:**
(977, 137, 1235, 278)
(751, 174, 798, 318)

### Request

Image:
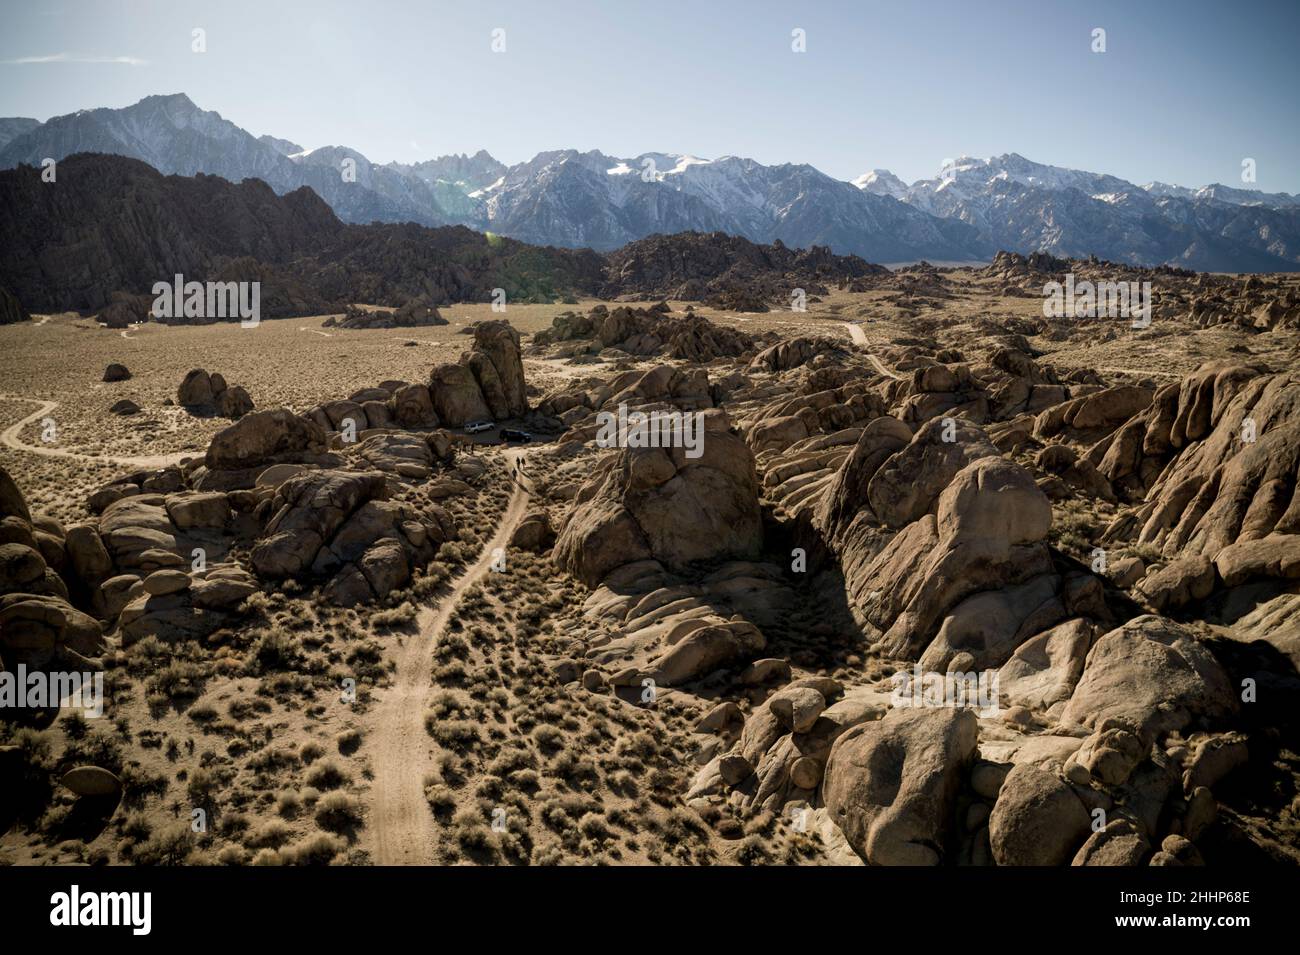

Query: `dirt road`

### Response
(0, 395, 188, 469)
(838, 322, 901, 379)
(368, 448, 532, 864)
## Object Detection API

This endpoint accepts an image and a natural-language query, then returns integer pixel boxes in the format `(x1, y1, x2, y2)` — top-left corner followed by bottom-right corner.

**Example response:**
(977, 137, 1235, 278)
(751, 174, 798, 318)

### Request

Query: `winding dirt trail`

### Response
(369, 448, 531, 865)
(0, 395, 188, 469)
(839, 322, 902, 379)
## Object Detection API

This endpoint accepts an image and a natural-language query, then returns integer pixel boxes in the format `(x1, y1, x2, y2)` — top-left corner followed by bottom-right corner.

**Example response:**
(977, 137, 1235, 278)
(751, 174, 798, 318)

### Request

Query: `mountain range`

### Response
(0, 152, 879, 318)
(2, 93, 1298, 271)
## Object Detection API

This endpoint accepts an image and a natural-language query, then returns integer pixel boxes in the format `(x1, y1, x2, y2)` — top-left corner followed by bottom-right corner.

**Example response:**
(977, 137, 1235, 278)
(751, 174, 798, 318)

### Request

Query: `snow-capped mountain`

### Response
(855, 153, 1300, 270)
(481, 149, 985, 260)
(852, 169, 909, 200)
(0, 94, 447, 227)
(3, 94, 1296, 269)
(0, 95, 985, 262)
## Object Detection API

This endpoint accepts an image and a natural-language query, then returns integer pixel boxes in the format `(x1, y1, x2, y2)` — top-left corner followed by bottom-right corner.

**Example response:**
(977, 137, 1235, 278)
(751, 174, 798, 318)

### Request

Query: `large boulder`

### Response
(177, 368, 215, 407)
(249, 468, 453, 604)
(837, 453, 1055, 661)
(466, 320, 528, 419)
(997, 618, 1094, 711)
(392, 383, 440, 429)
(0, 464, 31, 523)
(823, 707, 979, 865)
(1061, 615, 1237, 743)
(989, 763, 1092, 866)
(428, 363, 492, 427)
(204, 409, 329, 471)
(179, 368, 254, 418)
(0, 593, 104, 668)
(251, 471, 388, 579)
(554, 413, 762, 587)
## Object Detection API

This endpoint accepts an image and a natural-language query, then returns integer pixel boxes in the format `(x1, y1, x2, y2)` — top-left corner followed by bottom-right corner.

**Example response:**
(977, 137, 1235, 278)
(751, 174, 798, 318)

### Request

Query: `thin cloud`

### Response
(3, 53, 148, 66)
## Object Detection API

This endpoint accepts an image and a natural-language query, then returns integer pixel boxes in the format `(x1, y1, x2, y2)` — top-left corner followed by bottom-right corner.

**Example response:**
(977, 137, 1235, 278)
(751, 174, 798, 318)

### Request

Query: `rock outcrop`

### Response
(554, 411, 762, 587)
(177, 368, 255, 418)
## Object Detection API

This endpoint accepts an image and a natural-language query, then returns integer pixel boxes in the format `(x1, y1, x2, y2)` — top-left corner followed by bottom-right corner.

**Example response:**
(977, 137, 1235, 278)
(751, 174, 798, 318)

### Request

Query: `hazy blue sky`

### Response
(2, 0, 1297, 190)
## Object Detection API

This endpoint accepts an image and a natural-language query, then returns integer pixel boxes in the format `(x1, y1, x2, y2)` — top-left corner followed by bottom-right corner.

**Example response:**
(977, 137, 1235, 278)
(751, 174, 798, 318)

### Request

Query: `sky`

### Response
(2, 0, 1298, 191)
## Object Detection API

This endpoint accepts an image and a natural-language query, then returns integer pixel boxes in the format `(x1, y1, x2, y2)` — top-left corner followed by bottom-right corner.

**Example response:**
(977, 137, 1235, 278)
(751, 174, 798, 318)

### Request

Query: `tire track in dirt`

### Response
(0, 395, 188, 469)
(837, 321, 901, 379)
(369, 449, 531, 864)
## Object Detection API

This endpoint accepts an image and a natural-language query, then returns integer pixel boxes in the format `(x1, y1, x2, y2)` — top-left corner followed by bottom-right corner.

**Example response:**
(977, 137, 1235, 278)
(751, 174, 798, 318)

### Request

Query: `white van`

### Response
(464, 420, 494, 434)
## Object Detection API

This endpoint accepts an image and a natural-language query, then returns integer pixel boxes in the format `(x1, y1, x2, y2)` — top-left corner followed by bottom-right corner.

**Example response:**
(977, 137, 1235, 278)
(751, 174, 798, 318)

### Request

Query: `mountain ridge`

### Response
(3, 94, 1298, 271)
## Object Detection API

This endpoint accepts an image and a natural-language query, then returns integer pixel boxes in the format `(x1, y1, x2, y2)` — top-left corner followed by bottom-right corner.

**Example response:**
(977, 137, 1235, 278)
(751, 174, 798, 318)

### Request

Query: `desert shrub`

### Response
(425, 718, 480, 752)
(304, 759, 349, 790)
(130, 824, 195, 865)
(147, 660, 206, 701)
(736, 834, 770, 865)
(215, 845, 249, 865)
(244, 820, 293, 849)
(370, 602, 417, 629)
(314, 791, 363, 832)
(61, 726, 123, 774)
(186, 766, 219, 806)
(120, 811, 152, 843)
(247, 629, 303, 673)
(531, 724, 564, 753)
(577, 812, 612, 842)
(275, 791, 302, 818)
(424, 783, 457, 818)
(246, 746, 299, 773)
(117, 762, 168, 807)
(280, 833, 346, 865)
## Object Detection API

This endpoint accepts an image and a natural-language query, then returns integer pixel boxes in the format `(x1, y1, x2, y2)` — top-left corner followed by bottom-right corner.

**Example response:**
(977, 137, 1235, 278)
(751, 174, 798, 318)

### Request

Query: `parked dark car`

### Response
(500, 428, 532, 443)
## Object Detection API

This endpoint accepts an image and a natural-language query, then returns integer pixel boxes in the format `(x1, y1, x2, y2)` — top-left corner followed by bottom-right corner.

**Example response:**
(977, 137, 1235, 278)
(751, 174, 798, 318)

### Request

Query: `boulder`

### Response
(393, 383, 440, 429)
(989, 763, 1091, 866)
(142, 569, 191, 596)
(0, 593, 104, 668)
(164, 492, 231, 530)
(1136, 555, 1216, 611)
(840, 454, 1054, 661)
(768, 686, 826, 733)
(554, 415, 762, 587)
(102, 363, 131, 382)
(997, 618, 1093, 710)
(510, 510, 555, 552)
(823, 707, 978, 865)
(219, 385, 254, 419)
(1061, 615, 1237, 744)
(251, 470, 387, 579)
(1071, 818, 1150, 866)
(0, 464, 31, 522)
(467, 320, 528, 419)
(205, 409, 328, 471)
(428, 362, 492, 427)
(178, 368, 215, 407)
(61, 766, 122, 798)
